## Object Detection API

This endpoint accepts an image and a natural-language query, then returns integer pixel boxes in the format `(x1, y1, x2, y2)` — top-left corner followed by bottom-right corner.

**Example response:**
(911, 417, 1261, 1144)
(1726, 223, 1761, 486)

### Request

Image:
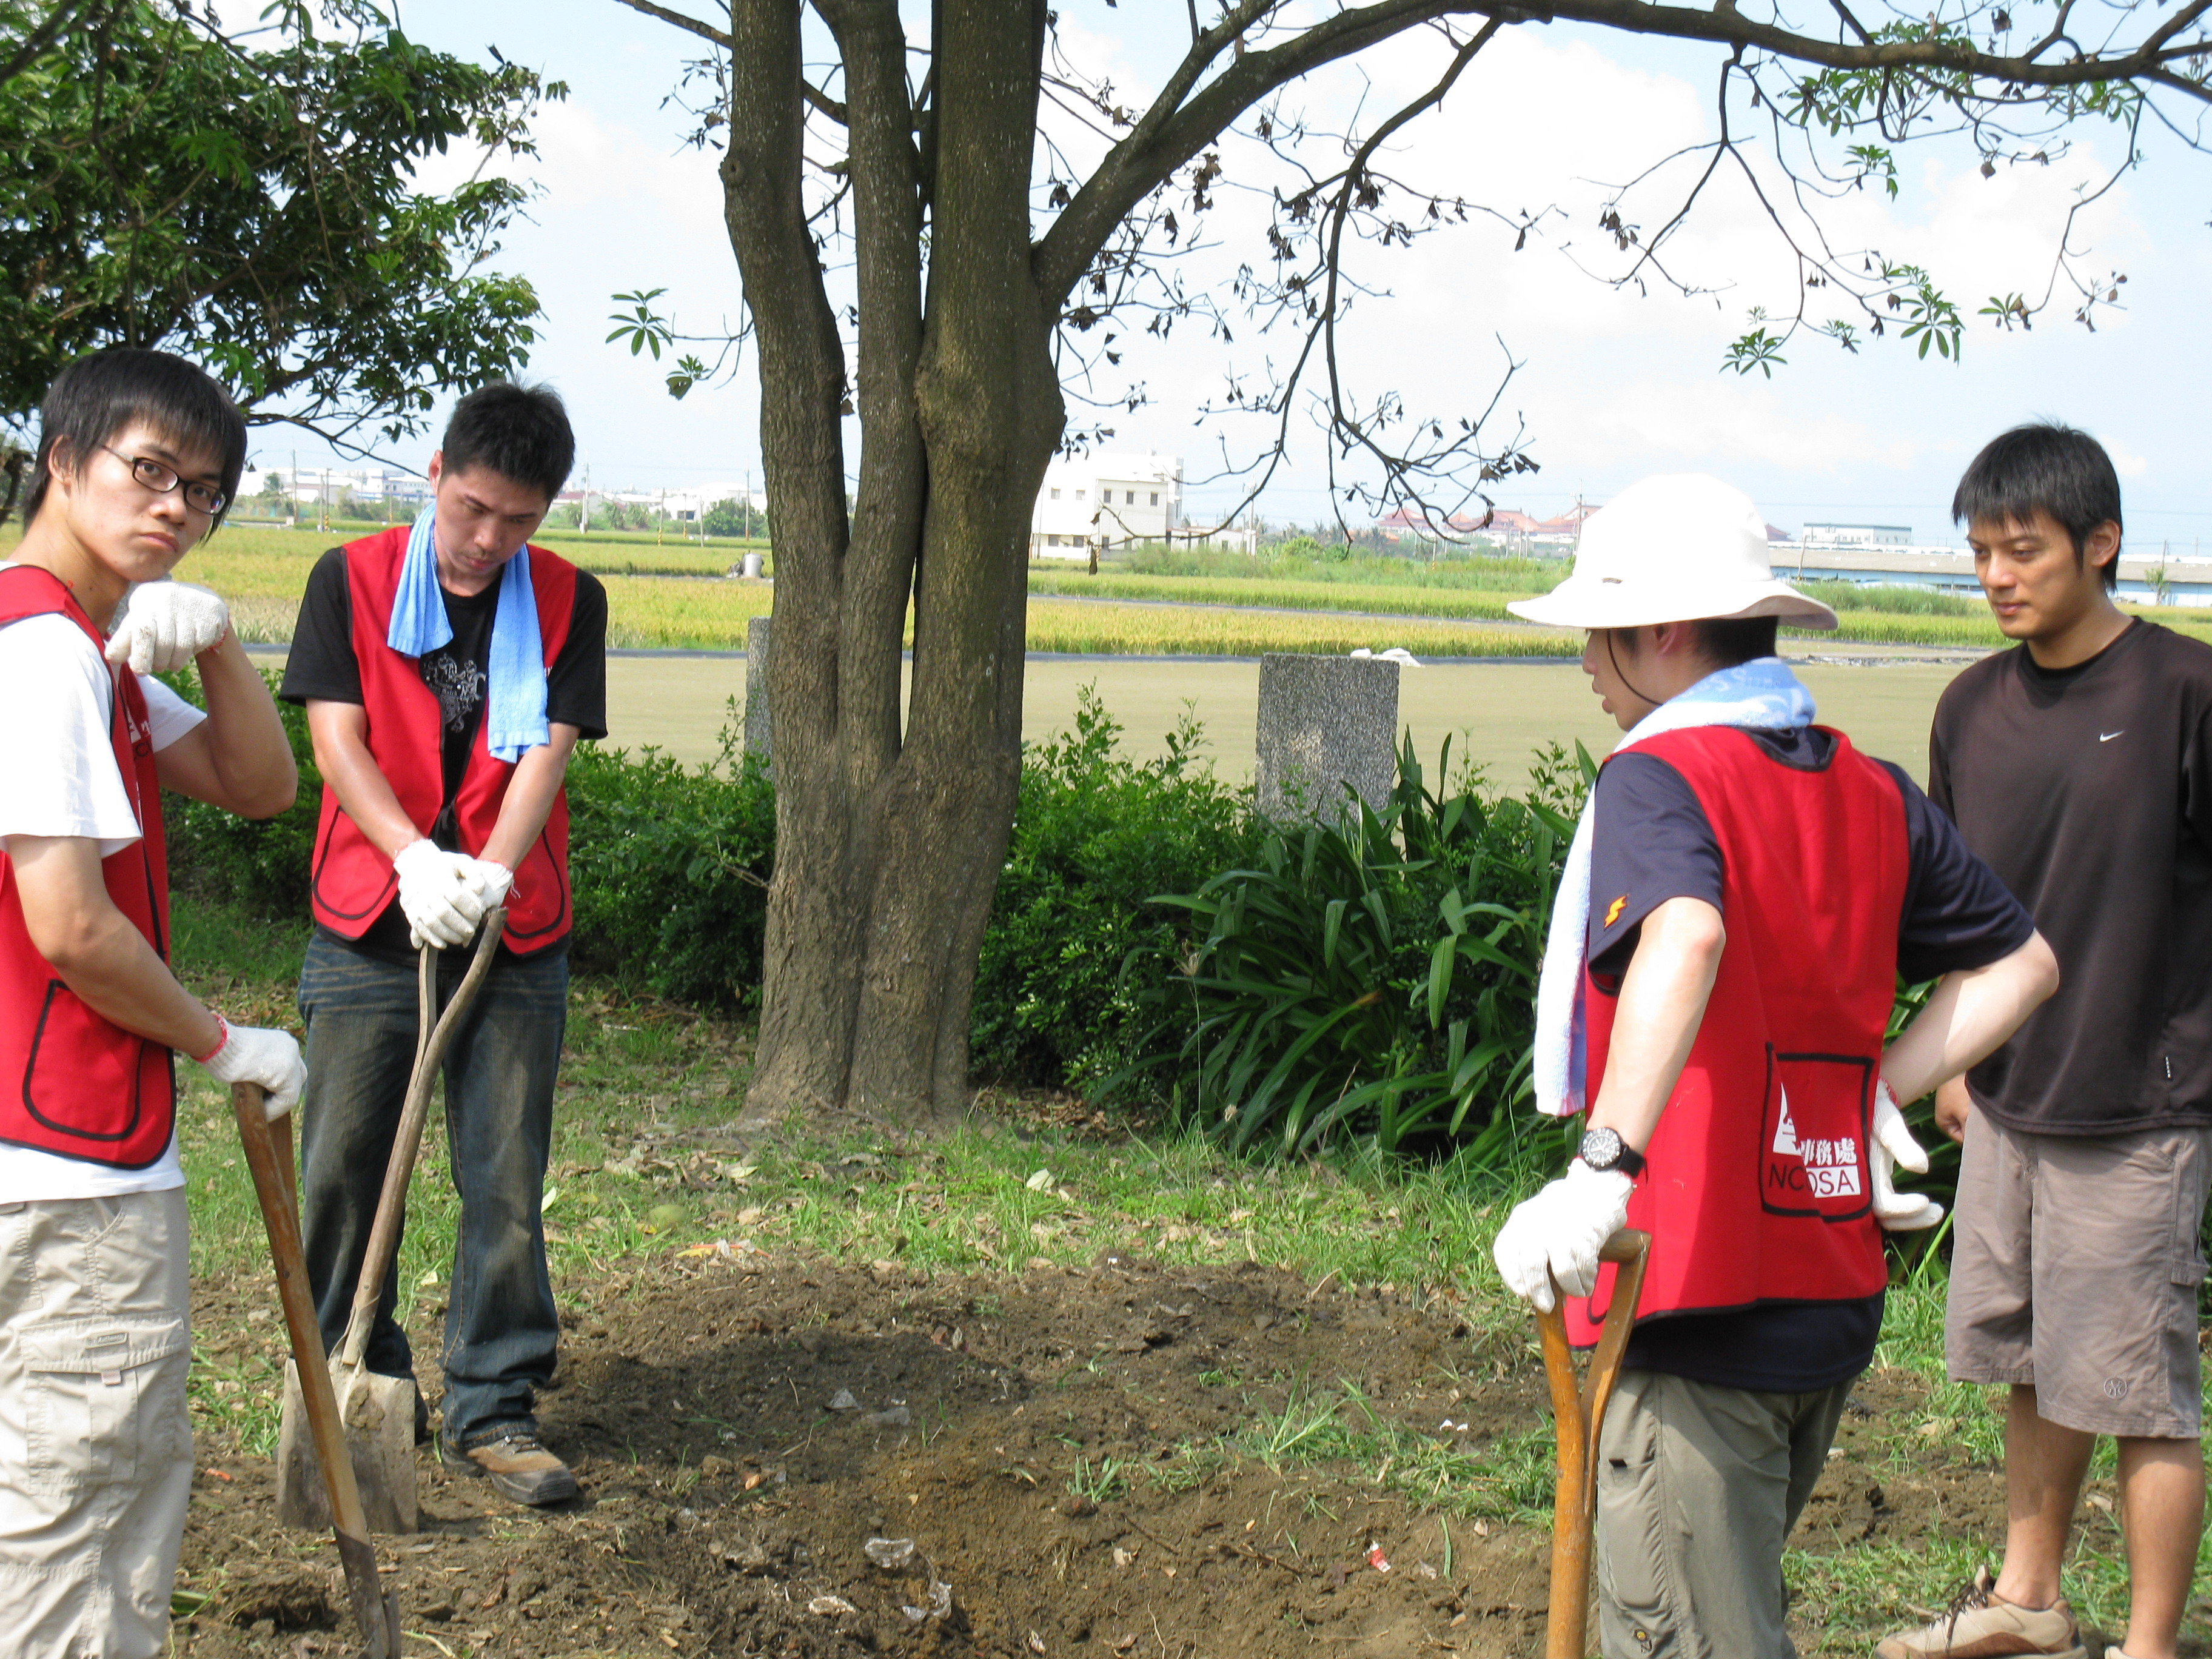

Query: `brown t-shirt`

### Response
(1929, 620, 2212, 1135)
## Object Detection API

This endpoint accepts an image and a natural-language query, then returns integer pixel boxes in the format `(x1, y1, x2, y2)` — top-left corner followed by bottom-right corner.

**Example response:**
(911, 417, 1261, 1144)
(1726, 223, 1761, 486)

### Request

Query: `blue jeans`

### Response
(296, 932, 568, 1447)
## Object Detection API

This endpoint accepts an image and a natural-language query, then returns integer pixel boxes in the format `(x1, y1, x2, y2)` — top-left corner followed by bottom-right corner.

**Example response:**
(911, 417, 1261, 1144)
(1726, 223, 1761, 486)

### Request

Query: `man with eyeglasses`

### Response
(0, 347, 304, 1656)
(280, 383, 606, 1507)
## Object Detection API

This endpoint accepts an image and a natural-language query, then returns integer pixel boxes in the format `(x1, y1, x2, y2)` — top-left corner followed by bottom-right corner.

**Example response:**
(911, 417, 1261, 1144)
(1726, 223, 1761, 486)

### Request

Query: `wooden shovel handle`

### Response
(229, 1085, 375, 1544)
(1538, 1227, 1651, 1659)
(337, 908, 505, 1369)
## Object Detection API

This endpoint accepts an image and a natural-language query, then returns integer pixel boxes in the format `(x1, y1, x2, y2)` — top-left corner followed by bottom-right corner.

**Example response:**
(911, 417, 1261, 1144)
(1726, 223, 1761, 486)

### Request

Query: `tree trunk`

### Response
(728, 0, 1062, 1124)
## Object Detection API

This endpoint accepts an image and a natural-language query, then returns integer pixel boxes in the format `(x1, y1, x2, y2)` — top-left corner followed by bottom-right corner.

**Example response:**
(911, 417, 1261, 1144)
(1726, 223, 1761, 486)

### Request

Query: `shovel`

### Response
(230, 1081, 402, 1659)
(277, 910, 506, 1535)
(1535, 1227, 1651, 1659)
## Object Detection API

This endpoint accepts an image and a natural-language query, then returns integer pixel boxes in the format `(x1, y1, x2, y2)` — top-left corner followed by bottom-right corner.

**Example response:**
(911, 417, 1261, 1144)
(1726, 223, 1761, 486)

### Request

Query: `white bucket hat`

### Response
(1506, 473, 1837, 632)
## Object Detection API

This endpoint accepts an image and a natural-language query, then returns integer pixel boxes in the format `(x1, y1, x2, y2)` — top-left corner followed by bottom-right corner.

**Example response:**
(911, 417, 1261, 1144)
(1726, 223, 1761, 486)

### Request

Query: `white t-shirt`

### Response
(0, 563, 204, 1201)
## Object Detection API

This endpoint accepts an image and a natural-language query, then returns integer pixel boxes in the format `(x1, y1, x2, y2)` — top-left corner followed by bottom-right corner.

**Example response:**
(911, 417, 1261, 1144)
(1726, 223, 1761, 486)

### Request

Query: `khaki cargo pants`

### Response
(1594, 1367, 1854, 1659)
(0, 1190, 192, 1659)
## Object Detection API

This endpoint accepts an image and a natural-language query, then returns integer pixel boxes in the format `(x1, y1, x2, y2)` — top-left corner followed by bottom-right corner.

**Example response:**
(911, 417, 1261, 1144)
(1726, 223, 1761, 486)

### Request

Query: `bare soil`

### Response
(172, 1241, 2128, 1659)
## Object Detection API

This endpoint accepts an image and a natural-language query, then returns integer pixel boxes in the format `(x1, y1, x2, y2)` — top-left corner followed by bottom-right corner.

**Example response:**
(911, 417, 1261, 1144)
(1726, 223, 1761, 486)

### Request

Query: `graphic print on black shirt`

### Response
(422, 649, 487, 733)
(419, 575, 502, 838)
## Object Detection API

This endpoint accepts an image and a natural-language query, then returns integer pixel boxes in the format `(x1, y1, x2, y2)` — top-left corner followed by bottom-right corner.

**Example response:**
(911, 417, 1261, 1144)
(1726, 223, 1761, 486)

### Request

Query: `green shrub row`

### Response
(156, 674, 1945, 1210)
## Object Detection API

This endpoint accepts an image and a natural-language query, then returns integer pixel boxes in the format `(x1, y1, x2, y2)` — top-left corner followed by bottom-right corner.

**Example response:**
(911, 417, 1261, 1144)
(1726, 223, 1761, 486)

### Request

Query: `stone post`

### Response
(1255, 653, 1401, 823)
(745, 615, 772, 763)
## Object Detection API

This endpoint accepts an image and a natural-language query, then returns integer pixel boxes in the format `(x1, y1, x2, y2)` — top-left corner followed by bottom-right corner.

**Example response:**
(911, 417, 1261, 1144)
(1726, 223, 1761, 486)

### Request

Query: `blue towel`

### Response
(385, 504, 549, 763)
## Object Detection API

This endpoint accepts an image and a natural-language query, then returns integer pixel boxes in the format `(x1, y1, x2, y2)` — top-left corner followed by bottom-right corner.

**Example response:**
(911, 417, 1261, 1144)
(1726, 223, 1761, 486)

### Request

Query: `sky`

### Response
(266, 1, 2212, 552)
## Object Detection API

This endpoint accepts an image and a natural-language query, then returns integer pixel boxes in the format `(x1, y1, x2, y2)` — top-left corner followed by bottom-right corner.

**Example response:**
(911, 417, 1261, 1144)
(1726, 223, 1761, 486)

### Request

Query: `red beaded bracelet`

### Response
(191, 1013, 230, 1067)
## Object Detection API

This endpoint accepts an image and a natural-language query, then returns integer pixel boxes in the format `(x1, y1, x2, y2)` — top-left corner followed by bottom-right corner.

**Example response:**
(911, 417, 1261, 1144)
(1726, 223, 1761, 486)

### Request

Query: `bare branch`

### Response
(802, 77, 850, 124)
(1538, 0, 2212, 89)
(608, 0, 732, 49)
(1037, 0, 1474, 303)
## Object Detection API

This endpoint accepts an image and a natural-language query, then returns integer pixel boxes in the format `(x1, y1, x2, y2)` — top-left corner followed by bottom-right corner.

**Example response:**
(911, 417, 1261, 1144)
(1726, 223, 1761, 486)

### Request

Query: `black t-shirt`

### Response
(281, 545, 608, 960)
(1930, 621, 2212, 1136)
(1586, 724, 2037, 1391)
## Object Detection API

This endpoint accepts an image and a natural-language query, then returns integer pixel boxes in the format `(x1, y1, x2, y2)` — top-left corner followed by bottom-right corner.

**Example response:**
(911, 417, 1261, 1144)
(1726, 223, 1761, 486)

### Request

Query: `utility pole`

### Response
(290, 449, 299, 528)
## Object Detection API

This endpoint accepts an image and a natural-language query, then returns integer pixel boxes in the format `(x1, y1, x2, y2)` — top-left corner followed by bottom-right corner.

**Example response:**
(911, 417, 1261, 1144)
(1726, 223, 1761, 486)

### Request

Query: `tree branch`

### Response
(608, 0, 732, 48)
(0, 0, 112, 93)
(1036, 0, 1470, 304)
(1538, 0, 2212, 86)
(802, 77, 850, 123)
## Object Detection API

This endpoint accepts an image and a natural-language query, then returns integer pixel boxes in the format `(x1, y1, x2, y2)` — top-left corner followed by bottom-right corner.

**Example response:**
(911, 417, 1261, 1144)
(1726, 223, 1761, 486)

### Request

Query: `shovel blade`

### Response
(333, 1526, 402, 1659)
(277, 1358, 420, 1535)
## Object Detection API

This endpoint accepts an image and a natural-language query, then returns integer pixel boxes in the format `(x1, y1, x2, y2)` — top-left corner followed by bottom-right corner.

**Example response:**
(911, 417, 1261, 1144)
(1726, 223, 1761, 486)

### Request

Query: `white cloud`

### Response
(1562, 378, 1920, 472)
(2106, 437, 2151, 477)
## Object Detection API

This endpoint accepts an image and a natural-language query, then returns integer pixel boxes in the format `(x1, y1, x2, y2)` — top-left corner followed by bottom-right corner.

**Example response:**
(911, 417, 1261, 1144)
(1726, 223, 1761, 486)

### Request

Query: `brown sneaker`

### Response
(438, 1431, 578, 1507)
(1875, 1567, 2088, 1658)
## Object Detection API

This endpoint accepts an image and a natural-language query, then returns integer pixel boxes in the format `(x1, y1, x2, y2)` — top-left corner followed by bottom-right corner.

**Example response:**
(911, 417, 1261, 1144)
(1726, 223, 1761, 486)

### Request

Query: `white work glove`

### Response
(469, 858, 514, 912)
(1492, 1159, 1637, 1313)
(1872, 1080, 1946, 1232)
(392, 839, 488, 950)
(104, 581, 230, 674)
(195, 1016, 305, 1119)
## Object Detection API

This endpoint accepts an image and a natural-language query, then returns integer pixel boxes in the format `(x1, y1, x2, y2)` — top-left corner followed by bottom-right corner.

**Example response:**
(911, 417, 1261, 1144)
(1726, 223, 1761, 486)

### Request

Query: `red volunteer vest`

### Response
(0, 565, 177, 1168)
(308, 526, 578, 954)
(1566, 725, 1909, 1346)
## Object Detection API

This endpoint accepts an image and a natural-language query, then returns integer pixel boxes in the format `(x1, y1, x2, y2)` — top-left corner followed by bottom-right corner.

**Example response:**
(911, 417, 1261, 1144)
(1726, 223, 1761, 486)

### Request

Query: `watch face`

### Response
(1582, 1127, 1623, 1169)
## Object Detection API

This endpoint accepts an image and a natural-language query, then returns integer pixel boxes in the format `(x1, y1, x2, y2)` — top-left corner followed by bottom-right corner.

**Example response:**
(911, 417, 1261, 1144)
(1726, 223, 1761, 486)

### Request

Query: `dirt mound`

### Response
(172, 1248, 2088, 1658)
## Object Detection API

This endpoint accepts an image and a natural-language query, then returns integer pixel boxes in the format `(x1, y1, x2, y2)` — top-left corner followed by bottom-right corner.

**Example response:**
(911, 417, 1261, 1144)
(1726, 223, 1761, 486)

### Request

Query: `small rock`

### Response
(1062, 1495, 1095, 1518)
(808, 1595, 857, 1617)
(866, 1405, 911, 1427)
(828, 1389, 860, 1412)
(902, 1582, 957, 1623)
(718, 1538, 771, 1574)
(864, 1537, 917, 1569)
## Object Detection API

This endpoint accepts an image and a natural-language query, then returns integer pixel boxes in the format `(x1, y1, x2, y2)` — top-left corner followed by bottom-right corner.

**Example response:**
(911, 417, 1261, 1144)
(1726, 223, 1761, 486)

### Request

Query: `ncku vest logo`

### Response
(1760, 1050, 1875, 1221)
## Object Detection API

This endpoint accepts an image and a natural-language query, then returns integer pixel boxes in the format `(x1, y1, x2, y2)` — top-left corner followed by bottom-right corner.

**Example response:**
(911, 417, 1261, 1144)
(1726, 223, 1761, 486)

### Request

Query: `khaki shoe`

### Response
(1875, 1567, 2088, 1659)
(438, 1431, 578, 1507)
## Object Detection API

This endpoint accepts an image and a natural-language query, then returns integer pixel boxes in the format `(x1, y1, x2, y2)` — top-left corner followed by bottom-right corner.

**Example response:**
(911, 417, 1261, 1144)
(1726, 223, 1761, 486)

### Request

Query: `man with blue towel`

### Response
(281, 383, 606, 1506)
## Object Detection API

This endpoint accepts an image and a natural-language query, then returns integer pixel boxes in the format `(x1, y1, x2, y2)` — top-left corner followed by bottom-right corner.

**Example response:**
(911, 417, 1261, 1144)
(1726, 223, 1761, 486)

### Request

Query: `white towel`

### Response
(1532, 657, 1817, 1116)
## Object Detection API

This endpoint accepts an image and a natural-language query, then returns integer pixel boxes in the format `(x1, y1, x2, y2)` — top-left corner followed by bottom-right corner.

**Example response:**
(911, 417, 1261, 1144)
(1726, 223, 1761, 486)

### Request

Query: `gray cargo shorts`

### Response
(1594, 1367, 1854, 1659)
(0, 1188, 193, 1659)
(1945, 1111, 2212, 1439)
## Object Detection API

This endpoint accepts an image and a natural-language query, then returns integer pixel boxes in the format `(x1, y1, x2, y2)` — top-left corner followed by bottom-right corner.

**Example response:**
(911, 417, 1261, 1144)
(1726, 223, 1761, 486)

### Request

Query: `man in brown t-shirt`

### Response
(1880, 424, 2212, 1659)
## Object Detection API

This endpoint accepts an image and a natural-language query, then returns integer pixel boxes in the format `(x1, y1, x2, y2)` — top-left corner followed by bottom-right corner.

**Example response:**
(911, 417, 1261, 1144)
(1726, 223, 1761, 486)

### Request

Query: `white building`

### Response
(247, 466, 427, 508)
(1800, 523, 1913, 549)
(1030, 452, 1182, 558)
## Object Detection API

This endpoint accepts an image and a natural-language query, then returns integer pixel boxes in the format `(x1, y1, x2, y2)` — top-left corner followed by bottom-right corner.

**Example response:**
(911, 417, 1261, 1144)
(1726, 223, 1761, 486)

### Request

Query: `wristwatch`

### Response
(1578, 1125, 1647, 1178)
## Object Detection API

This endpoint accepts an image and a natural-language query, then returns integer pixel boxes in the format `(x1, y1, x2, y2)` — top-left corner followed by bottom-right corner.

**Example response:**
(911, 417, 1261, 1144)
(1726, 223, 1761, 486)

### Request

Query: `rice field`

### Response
(586, 655, 1967, 789)
(13, 516, 2212, 659)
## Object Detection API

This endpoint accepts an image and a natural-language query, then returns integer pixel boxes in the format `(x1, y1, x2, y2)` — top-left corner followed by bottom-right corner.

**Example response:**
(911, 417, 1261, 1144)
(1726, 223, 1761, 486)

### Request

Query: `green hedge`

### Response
(971, 689, 1261, 1094)
(159, 671, 774, 1008)
(158, 667, 321, 910)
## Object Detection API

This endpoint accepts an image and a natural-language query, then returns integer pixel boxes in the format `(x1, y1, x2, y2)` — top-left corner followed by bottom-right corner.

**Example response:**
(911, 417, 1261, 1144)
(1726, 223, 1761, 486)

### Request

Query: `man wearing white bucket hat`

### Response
(1490, 474, 2060, 1656)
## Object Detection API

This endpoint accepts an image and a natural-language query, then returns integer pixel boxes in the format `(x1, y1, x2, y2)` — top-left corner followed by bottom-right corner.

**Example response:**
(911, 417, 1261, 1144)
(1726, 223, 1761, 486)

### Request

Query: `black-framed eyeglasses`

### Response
(101, 445, 227, 517)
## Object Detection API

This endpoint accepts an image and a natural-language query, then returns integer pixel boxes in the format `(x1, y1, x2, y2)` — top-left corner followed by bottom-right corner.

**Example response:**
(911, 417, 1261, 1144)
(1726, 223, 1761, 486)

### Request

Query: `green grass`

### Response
(1031, 565, 2015, 652)
(162, 890, 2212, 1656)
(1029, 569, 1536, 622)
(170, 891, 1567, 1455)
(1106, 544, 1567, 592)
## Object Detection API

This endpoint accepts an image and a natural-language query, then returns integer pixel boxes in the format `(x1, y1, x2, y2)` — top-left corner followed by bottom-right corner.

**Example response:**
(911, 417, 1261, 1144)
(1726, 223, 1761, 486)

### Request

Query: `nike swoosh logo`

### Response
(2100, 730, 2125, 742)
